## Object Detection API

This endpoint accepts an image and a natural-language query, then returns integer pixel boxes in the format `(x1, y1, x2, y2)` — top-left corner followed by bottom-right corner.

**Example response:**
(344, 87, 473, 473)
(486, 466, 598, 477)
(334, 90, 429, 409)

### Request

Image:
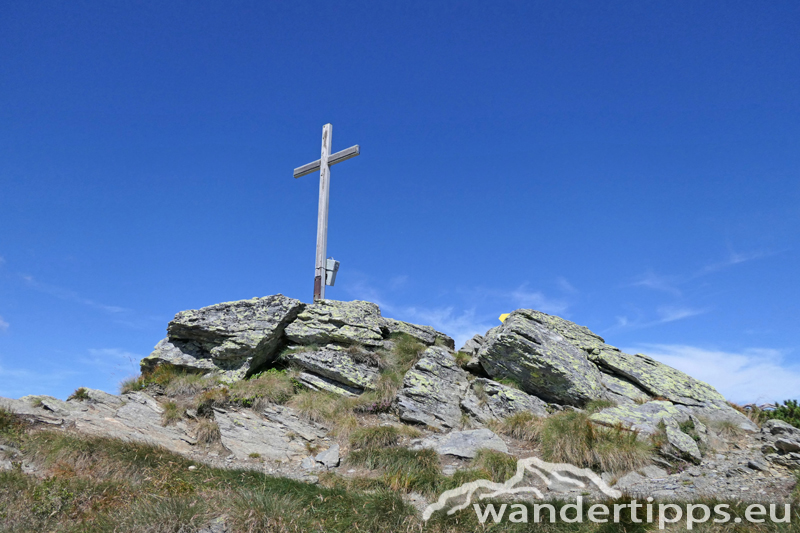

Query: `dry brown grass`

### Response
(490, 411, 545, 442)
(195, 419, 221, 445)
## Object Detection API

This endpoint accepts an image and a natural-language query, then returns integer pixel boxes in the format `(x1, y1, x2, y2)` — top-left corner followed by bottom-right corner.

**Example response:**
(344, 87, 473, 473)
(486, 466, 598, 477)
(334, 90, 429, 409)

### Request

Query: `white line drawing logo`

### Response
(422, 456, 623, 520)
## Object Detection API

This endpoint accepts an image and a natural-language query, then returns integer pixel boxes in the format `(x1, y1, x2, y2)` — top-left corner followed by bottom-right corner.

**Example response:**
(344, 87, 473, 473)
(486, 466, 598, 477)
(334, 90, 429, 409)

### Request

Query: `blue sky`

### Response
(1, 1, 798, 403)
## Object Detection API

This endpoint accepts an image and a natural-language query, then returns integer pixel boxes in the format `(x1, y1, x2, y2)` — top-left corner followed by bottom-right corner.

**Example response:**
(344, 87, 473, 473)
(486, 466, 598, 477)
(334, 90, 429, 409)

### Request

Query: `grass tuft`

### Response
(540, 410, 653, 474)
(349, 425, 400, 449)
(68, 387, 91, 401)
(228, 368, 298, 408)
(160, 401, 182, 426)
(490, 411, 545, 442)
(195, 419, 221, 445)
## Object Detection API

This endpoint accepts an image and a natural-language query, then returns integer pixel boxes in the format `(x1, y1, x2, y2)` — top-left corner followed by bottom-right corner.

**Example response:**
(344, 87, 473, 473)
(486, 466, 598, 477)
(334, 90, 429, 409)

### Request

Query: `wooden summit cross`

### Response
(293, 123, 360, 301)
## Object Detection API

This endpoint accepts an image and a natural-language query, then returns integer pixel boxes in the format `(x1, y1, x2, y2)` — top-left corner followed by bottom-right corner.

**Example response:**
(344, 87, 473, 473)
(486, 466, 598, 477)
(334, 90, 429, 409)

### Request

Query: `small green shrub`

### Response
(496, 377, 522, 390)
(67, 387, 90, 401)
(120, 375, 147, 394)
(585, 399, 616, 413)
(768, 399, 800, 428)
(389, 333, 425, 368)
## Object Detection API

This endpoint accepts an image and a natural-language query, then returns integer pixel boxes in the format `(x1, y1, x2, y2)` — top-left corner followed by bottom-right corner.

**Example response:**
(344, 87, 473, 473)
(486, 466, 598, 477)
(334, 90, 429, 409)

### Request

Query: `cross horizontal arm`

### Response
(293, 145, 360, 178)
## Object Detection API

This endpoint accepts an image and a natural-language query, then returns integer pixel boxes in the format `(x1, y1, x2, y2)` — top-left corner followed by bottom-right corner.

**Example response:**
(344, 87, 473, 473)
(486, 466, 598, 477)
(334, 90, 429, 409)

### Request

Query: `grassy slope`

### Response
(3, 406, 800, 532)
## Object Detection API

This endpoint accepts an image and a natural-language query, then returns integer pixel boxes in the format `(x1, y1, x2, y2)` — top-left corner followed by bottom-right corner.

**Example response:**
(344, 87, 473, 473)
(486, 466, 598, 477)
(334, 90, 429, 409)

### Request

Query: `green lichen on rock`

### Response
(589, 400, 688, 435)
(284, 300, 385, 348)
(142, 294, 303, 381)
(513, 309, 727, 407)
(396, 347, 469, 429)
(283, 345, 379, 391)
(477, 309, 605, 406)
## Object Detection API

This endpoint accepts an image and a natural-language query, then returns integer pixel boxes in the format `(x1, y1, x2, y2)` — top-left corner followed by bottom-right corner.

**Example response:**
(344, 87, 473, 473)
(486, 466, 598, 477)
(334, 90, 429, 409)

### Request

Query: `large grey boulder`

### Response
(516, 309, 727, 408)
(214, 408, 311, 461)
(461, 378, 549, 423)
(282, 345, 380, 393)
(589, 401, 690, 436)
(285, 300, 385, 348)
(396, 347, 469, 430)
(458, 334, 484, 356)
(760, 419, 800, 469)
(381, 318, 454, 349)
(477, 310, 605, 406)
(142, 295, 303, 381)
(414, 428, 508, 458)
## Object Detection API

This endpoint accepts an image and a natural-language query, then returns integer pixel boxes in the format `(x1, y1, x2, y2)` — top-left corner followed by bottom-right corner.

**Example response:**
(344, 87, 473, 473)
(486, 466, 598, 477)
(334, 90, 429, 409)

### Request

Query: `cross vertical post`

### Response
(314, 124, 332, 300)
(293, 124, 360, 301)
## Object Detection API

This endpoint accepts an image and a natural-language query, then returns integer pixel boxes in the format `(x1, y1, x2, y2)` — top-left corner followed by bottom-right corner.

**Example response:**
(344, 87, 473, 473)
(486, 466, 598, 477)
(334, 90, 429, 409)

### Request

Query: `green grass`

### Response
(350, 425, 401, 449)
(490, 411, 545, 442)
(347, 446, 443, 495)
(1, 412, 798, 532)
(160, 401, 182, 426)
(228, 368, 298, 408)
(454, 351, 471, 368)
(539, 410, 653, 474)
(67, 387, 90, 401)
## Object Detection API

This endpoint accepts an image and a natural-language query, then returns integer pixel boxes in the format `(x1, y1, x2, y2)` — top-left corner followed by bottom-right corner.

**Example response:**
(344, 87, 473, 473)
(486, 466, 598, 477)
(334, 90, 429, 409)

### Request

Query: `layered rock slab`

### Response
(477, 310, 605, 406)
(396, 347, 469, 430)
(142, 295, 303, 381)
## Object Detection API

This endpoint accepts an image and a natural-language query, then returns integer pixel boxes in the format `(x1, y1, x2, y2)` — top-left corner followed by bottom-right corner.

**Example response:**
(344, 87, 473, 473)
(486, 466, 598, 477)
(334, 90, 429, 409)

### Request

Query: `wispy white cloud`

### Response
(0, 256, 6, 267)
(391, 306, 496, 349)
(606, 306, 707, 334)
(20, 274, 129, 314)
(80, 348, 142, 378)
(695, 249, 773, 276)
(510, 284, 568, 315)
(556, 277, 578, 295)
(0, 361, 81, 399)
(630, 270, 682, 296)
(389, 275, 409, 290)
(624, 343, 800, 405)
(0, 316, 8, 332)
(655, 306, 707, 323)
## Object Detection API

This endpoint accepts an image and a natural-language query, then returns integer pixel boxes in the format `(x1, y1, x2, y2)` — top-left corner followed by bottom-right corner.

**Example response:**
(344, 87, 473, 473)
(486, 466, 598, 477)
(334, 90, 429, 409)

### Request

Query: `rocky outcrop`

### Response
(508, 309, 728, 408)
(760, 419, 800, 469)
(282, 345, 380, 394)
(396, 347, 469, 430)
(461, 378, 549, 423)
(285, 300, 385, 348)
(413, 428, 508, 458)
(477, 310, 605, 406)
(142, 295, 303, 381)
(381, 318, 454, 349)
(396, 347, 551, 429)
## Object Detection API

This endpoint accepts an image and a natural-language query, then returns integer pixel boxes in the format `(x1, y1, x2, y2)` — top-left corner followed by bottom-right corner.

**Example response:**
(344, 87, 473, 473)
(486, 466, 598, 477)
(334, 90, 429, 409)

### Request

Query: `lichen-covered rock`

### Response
(415, 428, 508, 458)
(214, 408, 310, 461)
(477, 310, 605, 406)
(590, 400, 702, 464)
(663, 424, 702, 464)
(284, 300, 385, 347)
(282, 346, 379, 393)
(458, 334, 484, 356)
(516, 309, 727, 408)
(461, 378, 549, 423)
(600, 372, 650, 405)
(142, 295, 303, 381)
(381, 318, 454, 348)
(396, 347, 469, 429)
(589, 400, 689, 435)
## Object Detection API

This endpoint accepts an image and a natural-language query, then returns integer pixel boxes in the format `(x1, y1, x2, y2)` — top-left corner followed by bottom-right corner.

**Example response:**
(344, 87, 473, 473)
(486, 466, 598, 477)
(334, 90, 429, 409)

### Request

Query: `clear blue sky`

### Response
(1, 1, 798, 403)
